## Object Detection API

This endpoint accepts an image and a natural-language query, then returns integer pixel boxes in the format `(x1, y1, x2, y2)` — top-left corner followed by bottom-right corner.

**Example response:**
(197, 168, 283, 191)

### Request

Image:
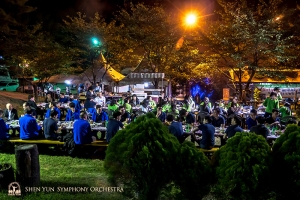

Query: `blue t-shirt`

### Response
(106, 119, 123, 143)
(45, 107, 61, 120)
(0, 118, 9, 140)
(225, 124, 243, 138)
(186, 113, 195, 124)
(246, 117, 257, 130)
(73, 119, 93, 144)
(157, 112, 166, 122)
(65, 109, 80, 121)
(198, 123, 215, 149)
(19, 114, 40, 139)
(212, 115, 225, 127)
(59, 97, 69, 103)
(168, 121, 184, 142)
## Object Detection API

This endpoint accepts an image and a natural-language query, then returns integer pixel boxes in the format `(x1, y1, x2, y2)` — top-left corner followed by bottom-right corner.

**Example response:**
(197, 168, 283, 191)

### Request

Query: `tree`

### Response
(114, 3, 203, 88)
(197, 0, 296, 100)
(63, 12, 140, 85)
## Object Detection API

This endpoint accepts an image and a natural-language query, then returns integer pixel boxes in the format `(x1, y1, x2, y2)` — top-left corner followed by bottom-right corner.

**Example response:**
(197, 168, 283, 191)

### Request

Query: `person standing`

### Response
(73, 112, 96, 145)
(263, 92, 279, 118)
(19, 109, 41, 139)
(273, 87, 282, 101)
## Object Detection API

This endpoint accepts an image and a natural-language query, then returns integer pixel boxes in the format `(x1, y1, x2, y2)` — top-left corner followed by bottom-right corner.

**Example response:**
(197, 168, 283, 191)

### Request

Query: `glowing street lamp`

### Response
(92, 37, 100, 45)
(185, 13, 197, 26)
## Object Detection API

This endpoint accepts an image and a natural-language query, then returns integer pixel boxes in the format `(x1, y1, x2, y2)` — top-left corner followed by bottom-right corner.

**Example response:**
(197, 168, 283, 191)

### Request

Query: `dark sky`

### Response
(27, 0, 217, 22)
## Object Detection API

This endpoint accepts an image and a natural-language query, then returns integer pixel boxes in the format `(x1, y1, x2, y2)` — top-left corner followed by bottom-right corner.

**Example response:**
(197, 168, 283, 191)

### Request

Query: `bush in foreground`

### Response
(272, 124, 300, 199)
(213, 132, 272, 200)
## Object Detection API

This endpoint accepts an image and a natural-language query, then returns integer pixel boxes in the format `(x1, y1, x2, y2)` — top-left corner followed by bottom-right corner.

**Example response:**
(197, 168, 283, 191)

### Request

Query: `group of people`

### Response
(0, 85, 296, 150)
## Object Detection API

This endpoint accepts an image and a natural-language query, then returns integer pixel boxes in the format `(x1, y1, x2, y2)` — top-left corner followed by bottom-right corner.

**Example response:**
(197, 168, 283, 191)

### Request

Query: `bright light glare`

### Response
(186, 13, 197, 25)
(65, 80, 71, 85)
(144, 82, 149, 87)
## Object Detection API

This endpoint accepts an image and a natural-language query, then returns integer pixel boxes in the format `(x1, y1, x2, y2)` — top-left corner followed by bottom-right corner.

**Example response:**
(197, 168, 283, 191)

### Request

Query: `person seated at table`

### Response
(148, 96, 156, 110)
(166, 114, 184, 143)
(4, 103, 18, 121)
(58, 93, 69, 104)
(279, 102, 292, 118)
(263, 92, 279, 118)
(119, 106, 130, 123)
(117, 94, 127, 106)
(265, 108, 281, 129)
(192, 115, 215, 150)
(130, 94, 140, 106)
(27, 94, 43, 119)
(22, 102, 37, 118)
(94, 82, 101, 93)
(43, 110, 60, 140)
(65, 102, 80, 121)
(73, 111, 96, 145)
(19, 108, 42, 140)
(211, 108, 225, 128)
(246, 109, 257, 129)
(199, 97, 212, 113)
(0, 109, 10, 140)
(84, 97, 96, 109)
(180, 109, 196, 125)
(162, 97, 171, 113)
(227, 102, 239, 117)
(168, 104, 179, 121)
(140, 99, 150, 112)
(107, 99, 119, 117)
(45, 102, 61, 120)
(227, 96, 240, 108)
(250, 116, 270, 139)
(45, 93, 54, 104)
(155, 105, 166, 123)
(123, 98, 132, 113)
(224, 115, 243, 139)
(106, 111, 124, 143)
(71, 95, 82, 112)
(94, 92, 106, 106)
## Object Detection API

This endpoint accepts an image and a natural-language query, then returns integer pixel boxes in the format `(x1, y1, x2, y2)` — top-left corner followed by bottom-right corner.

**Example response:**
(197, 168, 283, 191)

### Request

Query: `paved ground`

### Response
(0, 91, 29, 111)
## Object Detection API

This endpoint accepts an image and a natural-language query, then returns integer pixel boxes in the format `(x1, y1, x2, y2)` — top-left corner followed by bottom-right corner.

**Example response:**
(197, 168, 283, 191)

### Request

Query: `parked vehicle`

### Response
(0, 82, 19, 91)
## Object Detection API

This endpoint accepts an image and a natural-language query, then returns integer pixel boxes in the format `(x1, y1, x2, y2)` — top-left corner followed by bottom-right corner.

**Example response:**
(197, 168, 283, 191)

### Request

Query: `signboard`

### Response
(223, 88, 230, 101)
(129, 73, 165, 79)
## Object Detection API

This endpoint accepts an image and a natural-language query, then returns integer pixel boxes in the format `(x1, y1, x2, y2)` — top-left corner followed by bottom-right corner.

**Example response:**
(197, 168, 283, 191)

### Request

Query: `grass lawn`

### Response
(0, 152, 126, 200)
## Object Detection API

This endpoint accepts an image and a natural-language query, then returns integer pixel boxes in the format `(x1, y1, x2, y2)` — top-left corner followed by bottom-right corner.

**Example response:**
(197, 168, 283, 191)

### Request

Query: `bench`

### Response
(198, 147, 220, 159)
(2, 138, 108, 147)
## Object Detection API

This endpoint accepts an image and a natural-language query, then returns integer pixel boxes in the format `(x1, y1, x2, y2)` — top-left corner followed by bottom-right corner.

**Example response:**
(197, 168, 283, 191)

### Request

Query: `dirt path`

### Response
(0, 91, 29, 110)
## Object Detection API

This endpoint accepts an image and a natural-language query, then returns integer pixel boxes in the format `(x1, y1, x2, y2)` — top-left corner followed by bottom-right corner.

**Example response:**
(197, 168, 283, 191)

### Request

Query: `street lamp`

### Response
(186, 13, 197, 25)
(91, 37, 100, 45)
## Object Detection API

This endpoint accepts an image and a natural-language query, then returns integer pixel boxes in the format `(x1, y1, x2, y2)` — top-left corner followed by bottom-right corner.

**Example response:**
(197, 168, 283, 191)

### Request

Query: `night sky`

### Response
(27, 0, 217, 22)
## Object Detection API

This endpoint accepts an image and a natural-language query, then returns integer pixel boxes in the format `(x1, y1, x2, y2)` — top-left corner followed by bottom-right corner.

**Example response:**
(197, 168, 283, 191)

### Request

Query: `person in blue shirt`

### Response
(45, 102, 61, 120)
(65, 102, 80, 121)
(246, 109, 257, 129)
(0, 109, 10, 140)
(93, 105, 109, 140)
(224, 115, 243, 139)
(180, 109, 195, 125)
(192, 115, 215, 149)
(265, 108, 281, 129)
(58, 93, 69, 104)
(106, 111, 124, 143)
(155, 105, 166, 123)
(211, 108, 225, 128)
(19, 108, 41, 140)
(166, 114, 185, 143)
(71, 95, 82, 112)
(73, 112, 96, 145)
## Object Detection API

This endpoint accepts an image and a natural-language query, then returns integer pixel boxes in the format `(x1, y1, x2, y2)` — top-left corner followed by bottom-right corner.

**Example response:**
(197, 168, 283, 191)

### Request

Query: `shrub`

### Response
(174, 141, 213, 199)
(214, 132, 272, 199)
(104, 112, 180, 200)
(272, 124, 300, 199)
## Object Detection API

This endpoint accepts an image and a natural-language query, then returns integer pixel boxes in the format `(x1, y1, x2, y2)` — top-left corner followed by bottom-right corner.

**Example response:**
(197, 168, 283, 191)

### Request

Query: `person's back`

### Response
(249, 116, 269, 139)
(168, 121, 184, 143)
(106, 111, 123, 143)
(199, 123, 215, 149)
(0, 109, 9, 140)
(19, 109, 40, 139)
(73, 112, 95, 145)
(43, 110, 59, 140)
(225, 116, 243, 138)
